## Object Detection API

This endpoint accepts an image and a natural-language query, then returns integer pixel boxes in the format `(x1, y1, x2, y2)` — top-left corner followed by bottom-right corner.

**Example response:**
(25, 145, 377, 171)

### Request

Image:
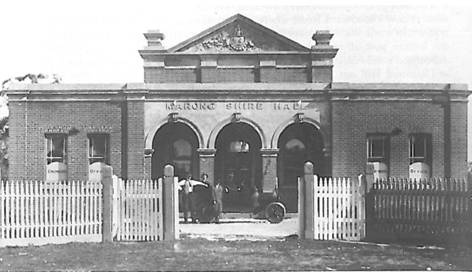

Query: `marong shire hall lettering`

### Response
(165, 101, 305, 111)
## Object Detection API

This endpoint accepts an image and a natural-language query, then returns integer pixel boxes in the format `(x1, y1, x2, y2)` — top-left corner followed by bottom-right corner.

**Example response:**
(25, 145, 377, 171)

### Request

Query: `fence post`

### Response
(101, 166, 114, 243)
(298, 162, 315, 240)
(298, 176, 305, 239)
(363, 171, 376, 240)
(358, 174, 366, 240)
(163, 165, 178, 241)
(174, 176, 179, 240)
(305, 163, 315, 240)
(365, 163, 374, 193)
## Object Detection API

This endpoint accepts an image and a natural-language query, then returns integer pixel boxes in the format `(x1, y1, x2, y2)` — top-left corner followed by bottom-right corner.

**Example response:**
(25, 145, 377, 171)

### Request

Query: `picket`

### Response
(0, 180, 103, 247)
(369, 177, 471, 239)
(309, 176, 365, 241)
(114, 179, 164, 242)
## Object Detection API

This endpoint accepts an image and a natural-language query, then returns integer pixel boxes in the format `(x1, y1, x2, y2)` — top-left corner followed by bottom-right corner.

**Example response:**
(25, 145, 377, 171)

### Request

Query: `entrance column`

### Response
(261, 148, 279, 193)
(144, 148, 154, 179)
(198, 148, 216, 185)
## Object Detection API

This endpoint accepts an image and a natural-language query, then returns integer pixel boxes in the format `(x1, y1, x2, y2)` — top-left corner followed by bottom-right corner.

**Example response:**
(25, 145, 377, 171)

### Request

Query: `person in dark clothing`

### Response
(178, 174, 208, 223)
(250, 186, 261, 214)
(212, 182, 225, 223)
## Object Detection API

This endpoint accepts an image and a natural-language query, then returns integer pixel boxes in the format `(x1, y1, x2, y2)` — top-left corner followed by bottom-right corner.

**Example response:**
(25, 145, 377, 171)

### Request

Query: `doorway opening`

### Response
(151, 122, 199, 180)
(215, 122, 262, 212)
(277, 122, 325, 212)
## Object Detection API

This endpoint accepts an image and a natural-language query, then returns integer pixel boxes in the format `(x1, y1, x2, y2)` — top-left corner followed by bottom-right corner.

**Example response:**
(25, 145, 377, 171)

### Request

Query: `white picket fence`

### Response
(0, 180, 102, 247)
(312, 176, 365, 241)
(114, 179, 163, 241)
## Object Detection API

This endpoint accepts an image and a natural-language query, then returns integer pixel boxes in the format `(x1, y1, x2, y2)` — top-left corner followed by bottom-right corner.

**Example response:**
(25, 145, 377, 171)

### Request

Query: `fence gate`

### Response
(114, 179, 163, 241)
(313, 176, 365, 240)
(299, 162, 366, 241)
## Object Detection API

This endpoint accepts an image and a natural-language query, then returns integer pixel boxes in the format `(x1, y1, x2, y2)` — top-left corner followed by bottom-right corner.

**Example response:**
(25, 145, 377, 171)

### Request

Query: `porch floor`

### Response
(179, 213, 298, 240)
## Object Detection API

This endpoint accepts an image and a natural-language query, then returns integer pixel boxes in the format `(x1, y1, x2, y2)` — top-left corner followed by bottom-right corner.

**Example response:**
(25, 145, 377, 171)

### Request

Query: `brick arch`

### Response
(207, 114, 267, 149)
(271, 114, 324, 149)
(145, 114, 205, 151)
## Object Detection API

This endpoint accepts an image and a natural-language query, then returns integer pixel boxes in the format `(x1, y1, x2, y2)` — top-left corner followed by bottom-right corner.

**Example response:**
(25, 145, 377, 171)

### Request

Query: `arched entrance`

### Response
(215, 123, 262, 212)
(277, 122, 325, 212)
(151, 122, 199, 180)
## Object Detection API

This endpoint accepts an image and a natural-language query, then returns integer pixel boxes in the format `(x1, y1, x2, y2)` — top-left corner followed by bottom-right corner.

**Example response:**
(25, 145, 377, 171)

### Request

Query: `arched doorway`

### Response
(277, 122, 325, 212)
(151, 122, 199, 180)
(215, 123, 262, 212)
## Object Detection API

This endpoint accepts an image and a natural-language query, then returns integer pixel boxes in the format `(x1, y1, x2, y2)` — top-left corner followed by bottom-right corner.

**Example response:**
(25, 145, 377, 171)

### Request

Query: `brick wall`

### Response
(8, 101, 26, 179)
(143, 53, 333, 83)
(8, 100, 123, 180)
(312, 67, 333, 83)
(144, 68, 161, 83)
(145, 66, 314, 83)
(449, 101, 468, 178)
(331, 101, 445, 178)
(215, 68, 255, 82)
(273, 68, 308, 82)
(122, 100, 145, 179)
(144, 68, 198, 83)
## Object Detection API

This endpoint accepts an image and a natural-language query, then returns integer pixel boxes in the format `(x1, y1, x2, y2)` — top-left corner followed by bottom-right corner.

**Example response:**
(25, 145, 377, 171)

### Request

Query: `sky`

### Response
(0, 0, 471, 158)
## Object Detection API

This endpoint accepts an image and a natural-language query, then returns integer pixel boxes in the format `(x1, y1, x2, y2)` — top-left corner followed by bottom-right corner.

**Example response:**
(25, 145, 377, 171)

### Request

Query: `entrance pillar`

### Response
(261, 148, 279, 193)
(198, 148, 216, 185)
(144, 148, 154, 179)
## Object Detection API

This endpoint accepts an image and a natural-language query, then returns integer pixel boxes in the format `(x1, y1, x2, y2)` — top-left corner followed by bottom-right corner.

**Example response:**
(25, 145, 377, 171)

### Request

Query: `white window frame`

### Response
(45, 133, 67, 164)
(367, 134, 389, 162)
(88, 134, 109, 164)
(409, 133, 431, 164)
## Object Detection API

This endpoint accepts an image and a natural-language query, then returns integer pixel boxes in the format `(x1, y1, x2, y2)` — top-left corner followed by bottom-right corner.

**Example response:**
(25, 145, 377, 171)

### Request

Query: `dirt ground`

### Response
(1, 215, 471, 270)
(1, 236, 471, 270)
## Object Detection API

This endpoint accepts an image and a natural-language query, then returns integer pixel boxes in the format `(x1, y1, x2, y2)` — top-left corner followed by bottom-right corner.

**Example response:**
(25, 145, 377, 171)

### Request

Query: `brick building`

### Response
(6, 14, 470, 211)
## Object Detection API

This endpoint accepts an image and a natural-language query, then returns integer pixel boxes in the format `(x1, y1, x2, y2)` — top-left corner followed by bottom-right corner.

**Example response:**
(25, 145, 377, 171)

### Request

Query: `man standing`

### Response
(250, 186, 260, 215)
(178, 174, 208, 223)
(213, 182, 225, 223)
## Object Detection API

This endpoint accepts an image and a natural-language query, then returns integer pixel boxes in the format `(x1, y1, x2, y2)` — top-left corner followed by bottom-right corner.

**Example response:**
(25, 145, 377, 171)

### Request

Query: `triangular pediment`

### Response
(169, 14, 309, 53)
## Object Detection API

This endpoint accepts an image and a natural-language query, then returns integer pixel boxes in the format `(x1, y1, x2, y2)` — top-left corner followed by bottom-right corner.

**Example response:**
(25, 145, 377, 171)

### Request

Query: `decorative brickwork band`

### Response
(260, 148, 279, 157)
(197, 148, 217, 156)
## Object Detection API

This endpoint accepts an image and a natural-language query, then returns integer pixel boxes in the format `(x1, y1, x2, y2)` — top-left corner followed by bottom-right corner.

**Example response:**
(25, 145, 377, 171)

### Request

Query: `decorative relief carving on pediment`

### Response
(186, 25, 261, 52)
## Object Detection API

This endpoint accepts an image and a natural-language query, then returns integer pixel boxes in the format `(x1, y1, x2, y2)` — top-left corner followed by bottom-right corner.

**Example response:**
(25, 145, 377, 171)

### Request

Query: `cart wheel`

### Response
(265, 202, 286, 224)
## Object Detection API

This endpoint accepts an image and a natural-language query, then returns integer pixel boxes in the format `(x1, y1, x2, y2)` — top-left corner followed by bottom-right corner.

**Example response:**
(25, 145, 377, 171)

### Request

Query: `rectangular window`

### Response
(367, 134, 389, 163)
(409, 133, 432, 164)
(88, 134, 109, 164)
(45, 134, 67, 164)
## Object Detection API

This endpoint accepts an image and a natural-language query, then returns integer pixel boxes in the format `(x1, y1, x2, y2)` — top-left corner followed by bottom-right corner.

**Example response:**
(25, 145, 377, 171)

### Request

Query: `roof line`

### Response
(167, 13, 309, 52)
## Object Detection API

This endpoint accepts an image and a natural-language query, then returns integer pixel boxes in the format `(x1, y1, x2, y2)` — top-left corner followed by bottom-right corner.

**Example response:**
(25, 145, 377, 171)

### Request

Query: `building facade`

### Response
(6, 14, 470, 211)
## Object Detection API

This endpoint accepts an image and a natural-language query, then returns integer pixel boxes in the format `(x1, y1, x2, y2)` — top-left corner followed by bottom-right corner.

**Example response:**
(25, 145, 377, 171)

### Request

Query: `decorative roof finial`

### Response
(312, 30, 334, 49)
(144, 30, 166, 51)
